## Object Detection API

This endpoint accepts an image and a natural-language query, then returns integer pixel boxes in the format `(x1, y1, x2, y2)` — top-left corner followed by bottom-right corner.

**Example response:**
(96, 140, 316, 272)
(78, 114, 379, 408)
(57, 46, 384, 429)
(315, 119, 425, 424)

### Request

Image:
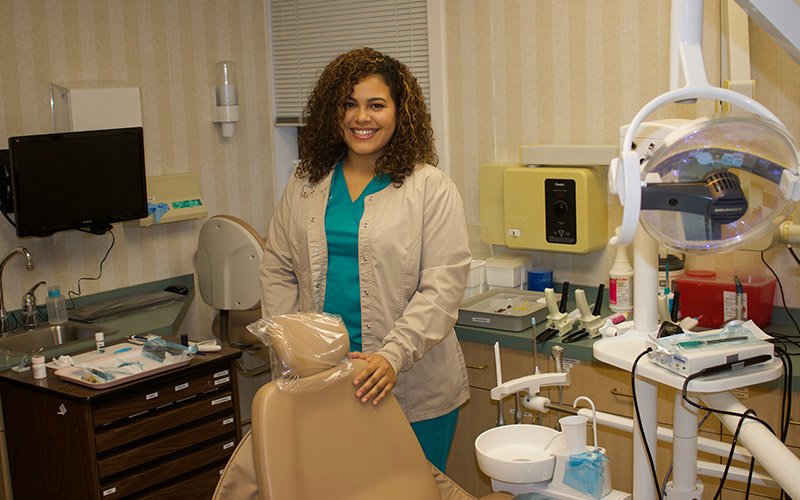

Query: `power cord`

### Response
(775, 347, 793, 441)
(631, 348, 663, 500)
(761, 250, 797, 500)
(712, 409, 756, 499)
(680, 360, 783, 498)
(67, 229, 116, 307)
(680, 366, 775, 432)
(0, 207, 15, 229)
(788, 246, 800, 267)
(761, 251, 800, 335)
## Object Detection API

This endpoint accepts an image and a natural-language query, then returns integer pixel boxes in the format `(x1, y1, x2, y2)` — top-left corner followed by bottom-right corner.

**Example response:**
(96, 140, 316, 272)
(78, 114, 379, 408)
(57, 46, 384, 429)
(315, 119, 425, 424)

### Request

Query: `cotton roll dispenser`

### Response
(637, 114, 800, 254)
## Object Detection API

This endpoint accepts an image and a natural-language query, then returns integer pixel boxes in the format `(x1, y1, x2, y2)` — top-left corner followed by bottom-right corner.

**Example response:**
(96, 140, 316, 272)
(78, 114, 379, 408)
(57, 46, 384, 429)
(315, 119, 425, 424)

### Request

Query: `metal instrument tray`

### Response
(458, 288, 548, 331)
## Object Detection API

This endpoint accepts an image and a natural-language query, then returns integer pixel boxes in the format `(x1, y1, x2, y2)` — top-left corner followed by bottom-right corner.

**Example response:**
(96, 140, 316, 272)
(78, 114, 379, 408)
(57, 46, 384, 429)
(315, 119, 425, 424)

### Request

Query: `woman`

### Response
(259, 47, 470, 472)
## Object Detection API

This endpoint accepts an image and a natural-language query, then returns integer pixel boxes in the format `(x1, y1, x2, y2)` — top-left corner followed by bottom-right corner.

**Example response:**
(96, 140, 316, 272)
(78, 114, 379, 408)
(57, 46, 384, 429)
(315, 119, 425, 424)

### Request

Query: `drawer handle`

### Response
(611, 387, 632, 398)
(466, 364, 488, 370)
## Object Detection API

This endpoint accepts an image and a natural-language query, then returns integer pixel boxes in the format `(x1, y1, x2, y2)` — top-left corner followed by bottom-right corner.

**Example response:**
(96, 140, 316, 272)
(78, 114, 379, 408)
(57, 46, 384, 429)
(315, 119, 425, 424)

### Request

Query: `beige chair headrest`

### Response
(262, 312, 350, 378)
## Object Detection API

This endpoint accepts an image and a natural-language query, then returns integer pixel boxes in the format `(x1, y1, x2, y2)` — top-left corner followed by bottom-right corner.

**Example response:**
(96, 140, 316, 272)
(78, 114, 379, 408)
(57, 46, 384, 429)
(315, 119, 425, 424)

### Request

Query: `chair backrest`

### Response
(197, 214, 265, 311)
(250, 313, 442, 500)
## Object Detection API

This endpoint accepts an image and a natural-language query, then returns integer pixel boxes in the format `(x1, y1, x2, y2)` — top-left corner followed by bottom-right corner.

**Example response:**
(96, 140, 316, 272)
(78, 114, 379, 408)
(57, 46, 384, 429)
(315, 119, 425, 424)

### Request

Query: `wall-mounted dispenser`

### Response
(50, 81, 142, 132)
(212, 61, 240, 138)
(126, 173, 207, 227)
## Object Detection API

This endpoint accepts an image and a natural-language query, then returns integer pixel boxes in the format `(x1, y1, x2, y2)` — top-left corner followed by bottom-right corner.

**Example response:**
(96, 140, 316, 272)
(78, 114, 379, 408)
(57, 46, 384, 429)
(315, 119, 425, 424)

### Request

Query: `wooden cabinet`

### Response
(0, 346, 242, 500)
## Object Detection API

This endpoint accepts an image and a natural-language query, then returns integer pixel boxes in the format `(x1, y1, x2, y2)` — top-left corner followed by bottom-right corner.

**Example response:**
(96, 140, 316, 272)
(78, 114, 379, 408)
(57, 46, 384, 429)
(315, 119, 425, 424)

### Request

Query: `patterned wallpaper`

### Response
(0, 0, 275, 336)
(0, 0, 797, 340)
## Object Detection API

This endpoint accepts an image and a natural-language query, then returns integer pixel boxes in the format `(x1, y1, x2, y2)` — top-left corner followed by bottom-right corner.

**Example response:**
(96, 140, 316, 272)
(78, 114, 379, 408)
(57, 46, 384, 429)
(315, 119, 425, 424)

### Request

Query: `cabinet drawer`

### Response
(99, 435, 235, 499)
(95, 389, 234, 453)
(460, 340, 546, 391)
(98, 412, 236, 478)
(461, 341, 496, 389)
(93, 368, 233, 426)
(129, 462, 229, 500)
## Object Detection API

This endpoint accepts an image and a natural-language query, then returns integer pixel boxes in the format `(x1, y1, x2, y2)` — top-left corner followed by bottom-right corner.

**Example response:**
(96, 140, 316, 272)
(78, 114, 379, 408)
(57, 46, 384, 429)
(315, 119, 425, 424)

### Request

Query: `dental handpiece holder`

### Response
(544, 288, 573, 334)
(490, 371, 570, 401)
(575, 289, 604, 337)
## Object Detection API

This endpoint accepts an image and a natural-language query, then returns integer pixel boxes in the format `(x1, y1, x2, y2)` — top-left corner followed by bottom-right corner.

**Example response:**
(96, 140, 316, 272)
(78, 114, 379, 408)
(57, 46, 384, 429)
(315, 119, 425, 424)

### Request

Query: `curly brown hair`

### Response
(297, 47, 437, 185)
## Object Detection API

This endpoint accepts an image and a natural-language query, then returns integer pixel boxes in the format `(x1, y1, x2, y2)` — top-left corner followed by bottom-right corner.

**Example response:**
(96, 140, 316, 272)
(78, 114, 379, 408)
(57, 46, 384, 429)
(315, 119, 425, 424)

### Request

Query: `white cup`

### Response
(559, 415, 588, 454)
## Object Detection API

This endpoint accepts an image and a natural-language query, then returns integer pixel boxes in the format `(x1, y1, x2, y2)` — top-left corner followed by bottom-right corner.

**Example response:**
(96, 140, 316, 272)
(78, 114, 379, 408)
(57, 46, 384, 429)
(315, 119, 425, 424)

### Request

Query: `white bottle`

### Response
(95, 332, 105, 354)
(609, 243, 634, 313)
(46, 286, 68, 325)
(31, 355, 47, 379)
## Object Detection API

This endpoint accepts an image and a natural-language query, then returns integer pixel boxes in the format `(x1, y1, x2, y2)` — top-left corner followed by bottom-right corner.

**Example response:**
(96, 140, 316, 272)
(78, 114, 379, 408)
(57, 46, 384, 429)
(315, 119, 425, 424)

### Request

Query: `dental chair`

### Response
(212, 312, 514, 500)
(197, 214, 269, 376)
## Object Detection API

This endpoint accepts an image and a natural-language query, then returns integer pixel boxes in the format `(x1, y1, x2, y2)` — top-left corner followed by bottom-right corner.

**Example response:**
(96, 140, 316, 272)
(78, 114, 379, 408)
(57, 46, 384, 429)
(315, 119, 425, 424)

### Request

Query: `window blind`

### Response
(270, 0, 430, 125)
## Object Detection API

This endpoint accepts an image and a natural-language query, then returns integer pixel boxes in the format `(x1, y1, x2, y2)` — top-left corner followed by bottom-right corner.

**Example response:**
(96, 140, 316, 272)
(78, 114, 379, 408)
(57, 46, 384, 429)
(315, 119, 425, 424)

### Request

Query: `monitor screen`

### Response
(8, 127, 147, 237)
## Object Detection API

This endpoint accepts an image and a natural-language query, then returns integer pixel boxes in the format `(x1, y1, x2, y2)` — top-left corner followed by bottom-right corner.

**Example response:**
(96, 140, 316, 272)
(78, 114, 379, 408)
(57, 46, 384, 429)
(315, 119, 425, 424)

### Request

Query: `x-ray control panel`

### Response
(544, 178, 577, 245)
(483, 164, 607, 254)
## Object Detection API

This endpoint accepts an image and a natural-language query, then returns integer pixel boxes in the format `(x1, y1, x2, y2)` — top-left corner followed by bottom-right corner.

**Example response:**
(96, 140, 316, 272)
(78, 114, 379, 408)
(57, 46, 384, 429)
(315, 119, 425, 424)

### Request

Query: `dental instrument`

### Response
(493, 342, 505, 426)
(675, 336, 749, 348)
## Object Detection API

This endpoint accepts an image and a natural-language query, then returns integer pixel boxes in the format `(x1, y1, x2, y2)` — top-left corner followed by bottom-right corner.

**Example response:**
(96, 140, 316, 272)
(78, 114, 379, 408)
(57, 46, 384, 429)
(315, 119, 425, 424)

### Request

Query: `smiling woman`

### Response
(341, 76, 397, 163)
(339, 75, 397, 200)
(259, 48, 471, 472)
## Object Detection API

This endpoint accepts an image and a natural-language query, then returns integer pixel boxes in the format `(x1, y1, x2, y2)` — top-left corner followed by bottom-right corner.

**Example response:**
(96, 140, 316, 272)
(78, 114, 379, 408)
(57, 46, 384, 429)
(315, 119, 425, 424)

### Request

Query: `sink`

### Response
(475, 425, 562, 484)
(0, 322, 117, 354)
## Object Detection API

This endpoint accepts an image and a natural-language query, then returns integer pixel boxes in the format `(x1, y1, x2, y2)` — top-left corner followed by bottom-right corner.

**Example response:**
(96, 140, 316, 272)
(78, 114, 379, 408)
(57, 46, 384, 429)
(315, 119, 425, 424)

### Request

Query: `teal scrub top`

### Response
(323, 161, 390, 352)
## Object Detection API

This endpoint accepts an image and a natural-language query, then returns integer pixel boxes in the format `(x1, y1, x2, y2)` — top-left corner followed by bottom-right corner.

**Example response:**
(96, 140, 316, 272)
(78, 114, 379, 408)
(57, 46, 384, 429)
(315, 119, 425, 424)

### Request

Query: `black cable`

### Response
(0, 208, 15, 229)
(768, 332, 800, 354)
(780, 348, 790, 441)
(681, 371, 775, 432)
(779, 350, 793, 441)
(712, 409, 756, 499)
(745, 456, 755, 499)
(67, 229, 116, 307)
(660, 464, 672, 498)
(788, 246, 800, 267)
(680, 359, 783, 496)
(761, 251, 800, 335)
(631, 348, 663, 500)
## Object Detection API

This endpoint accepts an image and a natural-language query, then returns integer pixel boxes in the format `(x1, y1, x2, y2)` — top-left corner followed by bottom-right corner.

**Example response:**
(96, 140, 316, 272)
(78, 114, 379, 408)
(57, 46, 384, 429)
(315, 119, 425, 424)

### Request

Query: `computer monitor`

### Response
(7, 127, 147, 237)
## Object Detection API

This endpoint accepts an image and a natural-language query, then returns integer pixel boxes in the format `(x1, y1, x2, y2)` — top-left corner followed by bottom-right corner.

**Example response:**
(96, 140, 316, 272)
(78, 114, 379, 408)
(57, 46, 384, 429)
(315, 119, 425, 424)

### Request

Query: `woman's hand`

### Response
(349, 352, 396, 406)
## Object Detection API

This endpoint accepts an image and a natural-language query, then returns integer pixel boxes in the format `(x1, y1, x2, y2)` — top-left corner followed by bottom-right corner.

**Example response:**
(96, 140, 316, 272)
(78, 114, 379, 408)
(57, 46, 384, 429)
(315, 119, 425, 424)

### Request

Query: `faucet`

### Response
(0, 247, 34, 335)
(21, 281, 46, 330)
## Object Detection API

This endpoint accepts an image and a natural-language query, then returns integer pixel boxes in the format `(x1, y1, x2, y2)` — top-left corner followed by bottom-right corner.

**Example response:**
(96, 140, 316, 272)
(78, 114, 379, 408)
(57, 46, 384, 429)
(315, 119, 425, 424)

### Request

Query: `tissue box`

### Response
(485, 253, 532, 288)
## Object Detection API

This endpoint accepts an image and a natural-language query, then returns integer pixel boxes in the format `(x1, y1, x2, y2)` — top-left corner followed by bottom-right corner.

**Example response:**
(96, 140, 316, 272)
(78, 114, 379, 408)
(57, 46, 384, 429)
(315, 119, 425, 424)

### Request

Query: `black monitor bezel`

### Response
(8, 127, 148, 237)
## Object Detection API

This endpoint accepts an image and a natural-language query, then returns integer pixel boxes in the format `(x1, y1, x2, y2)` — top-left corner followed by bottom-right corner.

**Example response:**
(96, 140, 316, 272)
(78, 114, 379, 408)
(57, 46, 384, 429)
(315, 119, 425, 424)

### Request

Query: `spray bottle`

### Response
(609, 230, 634, 313)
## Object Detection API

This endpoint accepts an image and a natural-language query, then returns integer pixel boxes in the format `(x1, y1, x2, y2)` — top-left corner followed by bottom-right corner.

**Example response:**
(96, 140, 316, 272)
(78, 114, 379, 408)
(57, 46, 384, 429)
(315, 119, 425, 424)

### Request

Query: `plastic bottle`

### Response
(95, 332, 105, 354)
(609, 242, 634, 313)
(46, 286, 68, 325)
(31, 355, 46, 379)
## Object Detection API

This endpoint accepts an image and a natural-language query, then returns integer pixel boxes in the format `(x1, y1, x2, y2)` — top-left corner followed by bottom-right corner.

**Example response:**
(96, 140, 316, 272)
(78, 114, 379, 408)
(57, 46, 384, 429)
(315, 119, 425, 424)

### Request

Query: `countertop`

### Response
(454, 285, 800, 387)
(0, 340, 241, 403)
(0, 274, 195, 372)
